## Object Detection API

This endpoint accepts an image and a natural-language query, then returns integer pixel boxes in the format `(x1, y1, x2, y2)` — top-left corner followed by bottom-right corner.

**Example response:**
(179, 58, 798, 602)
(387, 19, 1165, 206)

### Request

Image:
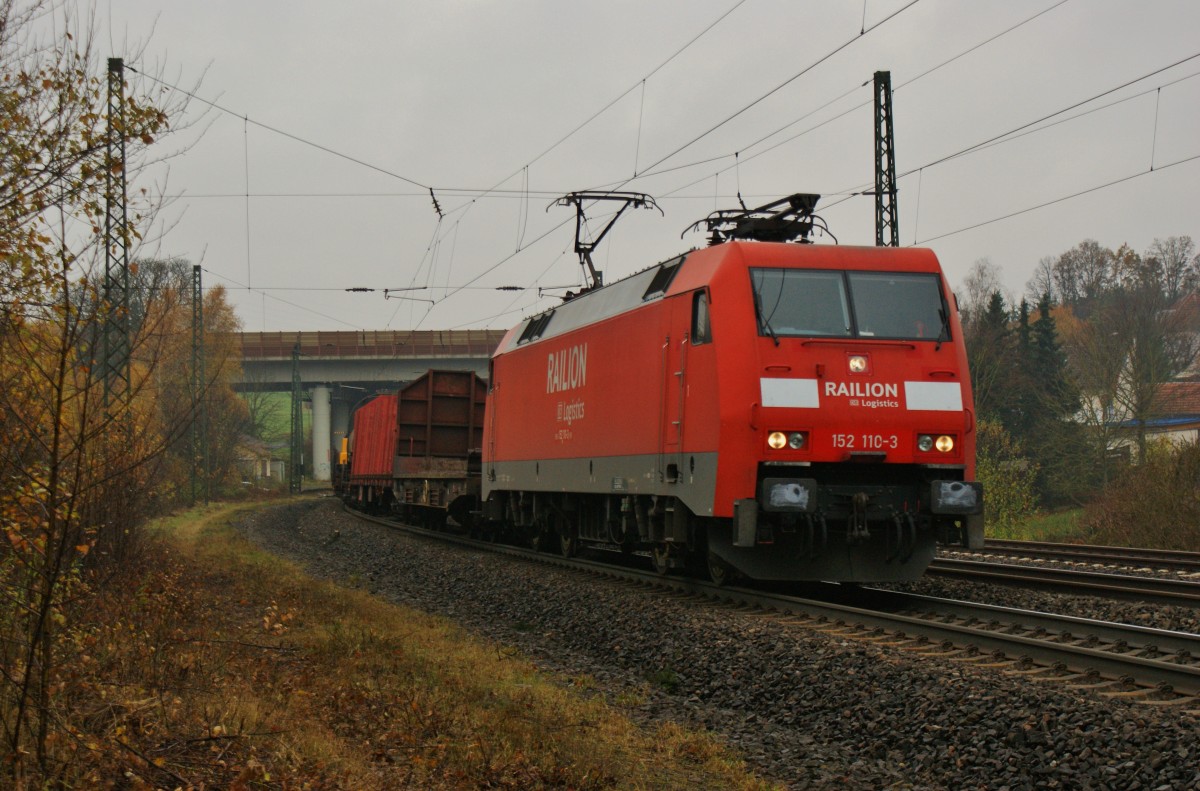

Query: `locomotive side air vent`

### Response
(642, 255, 686, 301)
(518, 311, 554, 345)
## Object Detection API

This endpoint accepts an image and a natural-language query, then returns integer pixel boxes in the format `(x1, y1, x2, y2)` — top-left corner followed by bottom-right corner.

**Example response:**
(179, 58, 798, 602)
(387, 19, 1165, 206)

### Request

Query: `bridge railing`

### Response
(235, 329, 508, 360)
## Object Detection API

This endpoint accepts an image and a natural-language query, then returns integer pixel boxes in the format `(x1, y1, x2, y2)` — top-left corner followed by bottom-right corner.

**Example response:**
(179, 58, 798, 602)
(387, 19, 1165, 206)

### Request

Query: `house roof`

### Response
(237, 435, 273, 454)
(1150, 381, 1200, 418)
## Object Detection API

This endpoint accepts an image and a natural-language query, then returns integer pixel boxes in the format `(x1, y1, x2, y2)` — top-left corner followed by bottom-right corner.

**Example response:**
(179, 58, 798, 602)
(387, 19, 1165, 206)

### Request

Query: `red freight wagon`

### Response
(482, 240, 983, 583)
(392, 370, 487, 530)
(341, 371, 487, 529)
(346, 393, 398, 512)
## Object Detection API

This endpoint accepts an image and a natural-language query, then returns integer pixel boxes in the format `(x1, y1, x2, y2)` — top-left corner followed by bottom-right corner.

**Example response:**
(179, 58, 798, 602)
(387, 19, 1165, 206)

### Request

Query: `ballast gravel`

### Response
(235, 498, 1200, 790)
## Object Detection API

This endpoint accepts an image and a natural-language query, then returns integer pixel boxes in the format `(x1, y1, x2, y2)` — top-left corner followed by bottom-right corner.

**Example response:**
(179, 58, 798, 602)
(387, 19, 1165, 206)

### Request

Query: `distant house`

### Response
(1104, 293, 1200, 453)
(1108, 381, 1200, 455)
(236, 436, 282, 482)
(1173, 293, 1200, 381)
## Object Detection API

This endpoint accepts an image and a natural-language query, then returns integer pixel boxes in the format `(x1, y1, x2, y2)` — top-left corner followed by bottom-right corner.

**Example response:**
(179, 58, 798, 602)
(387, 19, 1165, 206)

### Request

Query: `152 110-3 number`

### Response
(831, 433, 898, 450)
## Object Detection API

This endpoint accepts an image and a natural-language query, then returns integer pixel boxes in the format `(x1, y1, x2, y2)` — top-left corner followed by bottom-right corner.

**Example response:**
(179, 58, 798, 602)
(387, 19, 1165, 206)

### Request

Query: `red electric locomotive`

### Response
(482, 194, 983, 583)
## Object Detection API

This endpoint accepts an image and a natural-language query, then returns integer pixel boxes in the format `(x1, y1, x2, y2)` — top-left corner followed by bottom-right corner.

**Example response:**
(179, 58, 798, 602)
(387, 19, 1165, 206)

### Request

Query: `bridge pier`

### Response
(234, 329, 507, 486)
(311, 384, 331, 481)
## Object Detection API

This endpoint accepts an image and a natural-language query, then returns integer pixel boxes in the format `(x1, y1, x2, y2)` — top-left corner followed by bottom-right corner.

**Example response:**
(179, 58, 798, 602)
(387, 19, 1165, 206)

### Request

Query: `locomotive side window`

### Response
(847, 272, 945, 340)
(750, 269, 851, 337)
(692, 290, 712, 344)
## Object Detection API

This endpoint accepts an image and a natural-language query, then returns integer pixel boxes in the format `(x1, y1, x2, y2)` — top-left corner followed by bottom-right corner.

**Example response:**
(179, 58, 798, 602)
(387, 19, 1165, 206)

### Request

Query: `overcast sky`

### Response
(97, 0, 1200, 333)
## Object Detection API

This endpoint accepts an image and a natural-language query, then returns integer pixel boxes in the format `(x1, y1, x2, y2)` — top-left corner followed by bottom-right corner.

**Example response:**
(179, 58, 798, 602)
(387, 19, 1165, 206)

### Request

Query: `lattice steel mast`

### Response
(103, 57, 132, 409)
(873, 70, 899, 247)
(191, 265, 209, 505)
(290, 344, 303, 494)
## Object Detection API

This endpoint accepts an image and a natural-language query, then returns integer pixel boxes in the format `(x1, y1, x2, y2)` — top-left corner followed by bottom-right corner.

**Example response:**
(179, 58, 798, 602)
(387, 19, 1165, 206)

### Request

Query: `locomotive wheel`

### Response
(707, 552, 734, 586)
(559, 531, 577, 558)
(652, 544, 671, 575)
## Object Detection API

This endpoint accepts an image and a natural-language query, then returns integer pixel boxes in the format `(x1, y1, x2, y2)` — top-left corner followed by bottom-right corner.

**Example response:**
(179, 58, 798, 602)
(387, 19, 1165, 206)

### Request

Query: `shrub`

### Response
(1081, 439, 1200, 549)
(975, 420, 1040, 537)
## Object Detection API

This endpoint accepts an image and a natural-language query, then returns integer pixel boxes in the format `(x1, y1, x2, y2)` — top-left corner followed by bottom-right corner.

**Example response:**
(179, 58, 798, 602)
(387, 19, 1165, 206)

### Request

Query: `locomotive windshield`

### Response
(750, 268, 947, 341)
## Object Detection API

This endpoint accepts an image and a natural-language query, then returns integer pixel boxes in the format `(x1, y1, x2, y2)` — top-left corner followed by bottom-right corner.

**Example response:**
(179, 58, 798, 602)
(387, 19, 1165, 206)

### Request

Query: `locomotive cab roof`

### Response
(502, 241, 945, 355)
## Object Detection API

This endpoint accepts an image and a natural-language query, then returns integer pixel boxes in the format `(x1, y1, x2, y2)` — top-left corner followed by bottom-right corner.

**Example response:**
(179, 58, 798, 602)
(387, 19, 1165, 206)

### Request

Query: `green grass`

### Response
(990, 508, 1084, 542)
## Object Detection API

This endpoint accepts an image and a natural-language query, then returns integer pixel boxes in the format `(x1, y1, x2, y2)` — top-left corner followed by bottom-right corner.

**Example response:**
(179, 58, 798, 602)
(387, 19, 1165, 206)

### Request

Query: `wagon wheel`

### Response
(530, 528, 547, 553)
(652, 543, 672, 575)
(560, 530, 578, 558)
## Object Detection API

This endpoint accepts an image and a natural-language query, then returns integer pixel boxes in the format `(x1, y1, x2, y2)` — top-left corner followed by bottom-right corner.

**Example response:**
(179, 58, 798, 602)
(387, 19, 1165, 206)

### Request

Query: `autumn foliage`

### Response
(0, 2, 242, 785)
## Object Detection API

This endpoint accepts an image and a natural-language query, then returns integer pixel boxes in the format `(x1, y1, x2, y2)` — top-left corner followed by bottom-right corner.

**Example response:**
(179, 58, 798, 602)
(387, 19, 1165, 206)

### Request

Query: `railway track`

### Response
(345, 506, 1200, 709)
(927, 557, 1200, 607)
(978, 539, 1200, 574)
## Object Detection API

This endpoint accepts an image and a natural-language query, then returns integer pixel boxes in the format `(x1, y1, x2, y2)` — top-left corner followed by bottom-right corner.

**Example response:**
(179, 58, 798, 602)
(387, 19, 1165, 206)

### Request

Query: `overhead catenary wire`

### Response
(243, 114, 252, 289)
(817, 51, 1200, 214)
(201, 266, 366, 330)
(425, 0, 923, 317)
(230, 26, 1192, 319)
(432, 0, 751, 224)
(122, 5, 1196, 331)
(403, 0, 753, 310)
(156, 0, 748, 328)
(628, 0, 1075, 199)
(912, 151, 1200, 246)
(143, 0, 1071, 208)
(130, 66, 432, 192)
(895, 50, 1200, 181)
(1150, 87, 1161, 170)
(628, 0, 922, 180)
(126, 0, 1062, 306)
(919, 68, 1200, 165)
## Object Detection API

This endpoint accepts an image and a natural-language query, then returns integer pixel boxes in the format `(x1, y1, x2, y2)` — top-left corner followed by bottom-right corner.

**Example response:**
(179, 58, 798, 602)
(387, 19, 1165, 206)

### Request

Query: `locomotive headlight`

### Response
(848, 354, 869, 373)
(767, 431, 788, 449)
(788, 432, 807, 449)
(918, 434, 956, 453)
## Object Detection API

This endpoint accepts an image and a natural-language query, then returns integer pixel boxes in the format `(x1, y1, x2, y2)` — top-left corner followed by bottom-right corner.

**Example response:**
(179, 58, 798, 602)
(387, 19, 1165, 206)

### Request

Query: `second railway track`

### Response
(927, 556, 1200, 607)
(976, 538, 1200, 574)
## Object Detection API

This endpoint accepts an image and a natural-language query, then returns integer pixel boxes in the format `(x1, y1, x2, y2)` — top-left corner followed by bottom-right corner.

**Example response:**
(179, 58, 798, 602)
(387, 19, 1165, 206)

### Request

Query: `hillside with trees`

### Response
(960, 236, 1200, 546)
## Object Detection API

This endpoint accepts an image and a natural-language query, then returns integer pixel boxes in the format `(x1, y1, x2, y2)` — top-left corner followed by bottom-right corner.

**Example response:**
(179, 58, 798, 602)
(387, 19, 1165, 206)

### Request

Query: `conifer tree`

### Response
(967, 291, 1017, 425)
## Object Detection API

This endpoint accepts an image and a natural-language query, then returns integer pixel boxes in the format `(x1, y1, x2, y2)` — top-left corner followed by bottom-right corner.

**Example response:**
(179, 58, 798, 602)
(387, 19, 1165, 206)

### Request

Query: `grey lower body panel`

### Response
(707, 521, 936, 583)
(485, 452, 720, 517)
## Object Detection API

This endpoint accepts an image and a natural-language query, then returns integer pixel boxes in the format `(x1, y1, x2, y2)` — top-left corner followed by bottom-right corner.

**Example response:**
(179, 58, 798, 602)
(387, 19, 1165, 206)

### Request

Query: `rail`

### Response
(979, 539, 1200, 574)
(927, 557, 1200, 607)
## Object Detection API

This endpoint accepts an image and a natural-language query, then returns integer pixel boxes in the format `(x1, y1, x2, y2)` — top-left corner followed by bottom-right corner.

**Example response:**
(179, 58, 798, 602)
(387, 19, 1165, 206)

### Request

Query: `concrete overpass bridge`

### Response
(237, 329, 507, 481)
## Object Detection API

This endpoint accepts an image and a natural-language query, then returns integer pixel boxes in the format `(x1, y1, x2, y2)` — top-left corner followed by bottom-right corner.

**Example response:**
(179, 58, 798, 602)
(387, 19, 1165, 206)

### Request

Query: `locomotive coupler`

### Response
(847, 491, 871, 544)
